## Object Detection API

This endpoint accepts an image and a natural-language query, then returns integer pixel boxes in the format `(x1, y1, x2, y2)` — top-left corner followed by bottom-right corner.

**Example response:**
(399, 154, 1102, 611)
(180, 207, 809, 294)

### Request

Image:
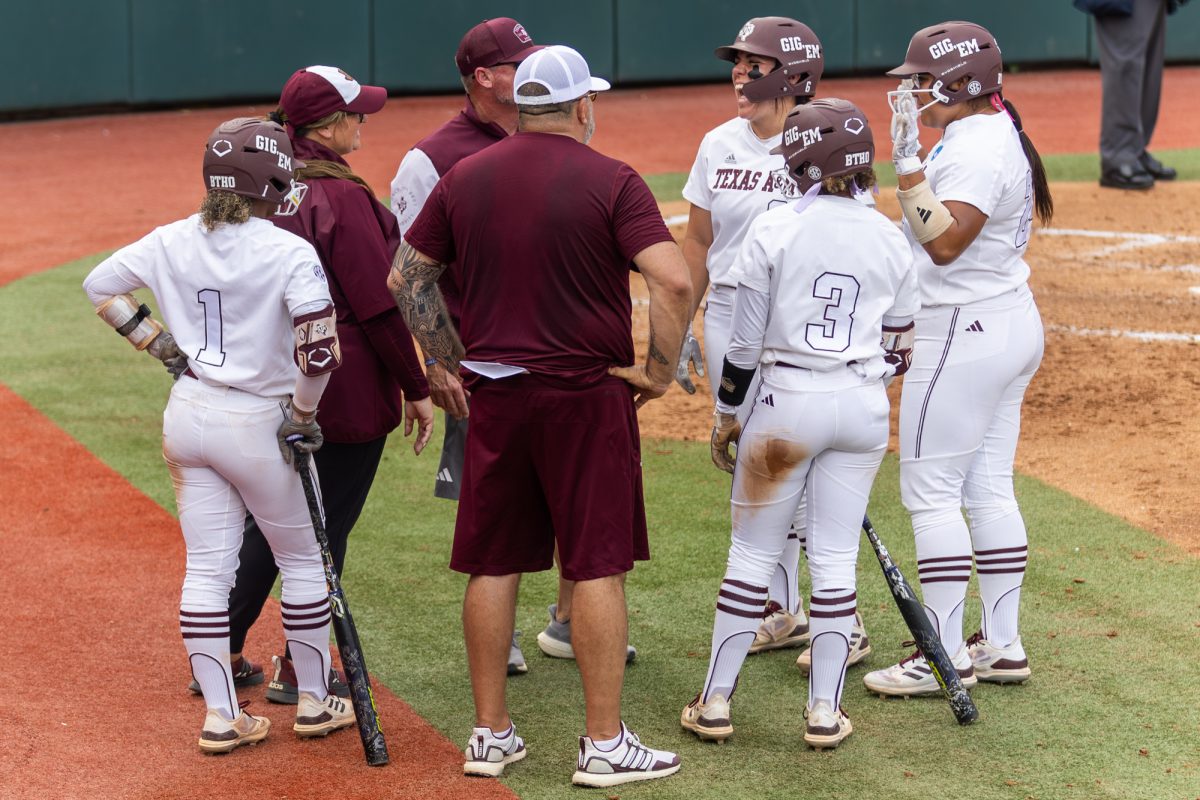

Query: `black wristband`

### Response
(717, 357, 756, 407)
(115, 304, 152, 337)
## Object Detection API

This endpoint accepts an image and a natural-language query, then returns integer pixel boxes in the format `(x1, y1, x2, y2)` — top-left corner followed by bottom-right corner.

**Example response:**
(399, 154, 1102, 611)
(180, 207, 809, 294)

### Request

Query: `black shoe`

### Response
(1100, 163, 1154, 190)
(1140, 152, 1177, 181)
(265, 654, 352, 704)
(188, 656, 265, 695)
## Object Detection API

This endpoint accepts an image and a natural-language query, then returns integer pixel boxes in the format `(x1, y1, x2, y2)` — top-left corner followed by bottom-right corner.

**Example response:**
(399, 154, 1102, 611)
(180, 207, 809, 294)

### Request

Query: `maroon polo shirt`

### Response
(409, 100, 509, 328)
(404, 131, 673, 387)
(274, 137, 428, 443)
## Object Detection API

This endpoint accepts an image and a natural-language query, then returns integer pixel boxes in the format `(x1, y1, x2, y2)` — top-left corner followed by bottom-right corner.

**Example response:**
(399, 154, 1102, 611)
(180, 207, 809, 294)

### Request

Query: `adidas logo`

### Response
(966, 320, 984, 333)
(724, 153, 737, 163)
(437, 468, 454, 483)
(916, 206, 932, 224)
(761, 393, 775, 407)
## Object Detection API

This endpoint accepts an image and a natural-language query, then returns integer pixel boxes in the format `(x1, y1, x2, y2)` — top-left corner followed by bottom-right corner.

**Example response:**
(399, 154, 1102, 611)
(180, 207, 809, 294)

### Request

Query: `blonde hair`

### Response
(199, 191, 252, 231)
(822, 168, 877, 195)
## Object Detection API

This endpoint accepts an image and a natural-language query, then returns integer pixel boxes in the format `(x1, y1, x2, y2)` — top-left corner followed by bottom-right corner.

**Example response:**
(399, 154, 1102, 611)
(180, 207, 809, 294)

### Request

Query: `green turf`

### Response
(5, 257, 1200, 799)
(647, 147, 1200, 202)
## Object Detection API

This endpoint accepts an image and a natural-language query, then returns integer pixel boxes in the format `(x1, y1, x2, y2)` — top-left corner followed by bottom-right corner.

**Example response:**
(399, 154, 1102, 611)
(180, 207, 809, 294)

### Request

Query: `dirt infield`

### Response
(1, 67, 1197, 797)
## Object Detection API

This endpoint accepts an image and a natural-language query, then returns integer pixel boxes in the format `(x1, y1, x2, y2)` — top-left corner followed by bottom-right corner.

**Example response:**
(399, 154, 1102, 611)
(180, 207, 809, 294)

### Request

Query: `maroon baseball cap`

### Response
(279, 65, 388, 129)
(455, 17, 542, 76)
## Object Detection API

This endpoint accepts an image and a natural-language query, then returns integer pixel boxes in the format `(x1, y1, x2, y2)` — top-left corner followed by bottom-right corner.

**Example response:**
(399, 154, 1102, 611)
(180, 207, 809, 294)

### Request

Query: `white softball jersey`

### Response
(683, 117, 802, 289)
(908, 110, 1035, 306)
(85, 215, 331, 397)
(733, 195, 918, 376)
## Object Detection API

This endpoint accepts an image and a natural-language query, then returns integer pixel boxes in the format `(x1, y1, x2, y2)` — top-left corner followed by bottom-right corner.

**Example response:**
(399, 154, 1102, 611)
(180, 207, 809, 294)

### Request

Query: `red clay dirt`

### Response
(1, 67, 1198, 798)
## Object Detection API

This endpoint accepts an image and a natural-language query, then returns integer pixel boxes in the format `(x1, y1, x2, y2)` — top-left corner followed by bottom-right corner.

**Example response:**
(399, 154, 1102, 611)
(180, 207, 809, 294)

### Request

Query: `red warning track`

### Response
(1, 68, 1197, 798)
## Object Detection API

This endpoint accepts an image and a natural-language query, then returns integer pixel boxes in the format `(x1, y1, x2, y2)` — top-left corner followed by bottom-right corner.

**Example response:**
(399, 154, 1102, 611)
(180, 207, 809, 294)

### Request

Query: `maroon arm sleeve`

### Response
(359, 308, 431, 401)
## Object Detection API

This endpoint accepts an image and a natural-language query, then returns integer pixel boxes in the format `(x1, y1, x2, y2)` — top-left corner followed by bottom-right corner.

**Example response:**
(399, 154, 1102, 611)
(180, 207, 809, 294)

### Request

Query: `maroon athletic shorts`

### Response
(450, 374, 649, 581)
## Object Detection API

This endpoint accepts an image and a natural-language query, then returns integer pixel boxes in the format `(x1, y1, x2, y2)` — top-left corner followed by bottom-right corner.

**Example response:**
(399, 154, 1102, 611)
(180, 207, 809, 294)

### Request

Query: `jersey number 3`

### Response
(195, 288, 227, 367)
(805, 272, 861, 353)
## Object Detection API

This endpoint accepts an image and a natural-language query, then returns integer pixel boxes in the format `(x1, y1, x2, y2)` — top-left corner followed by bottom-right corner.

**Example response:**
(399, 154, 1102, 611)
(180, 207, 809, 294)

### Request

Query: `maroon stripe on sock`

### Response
(282, 598, 331, 611)
(716, 602, 766, 619)
(181, 632, 229, 639)
(976, 567, 1026, 574)
(974, 545, 1028, 556)
(718, 588, 767, 607)
(179, 620, 231, 628)
(282, 608, 330, 621)
(722, 580, 768, 594)
(918, 555, 973, 565)
(283, 617, 331, 631)
(787, 533, 799, 540)
(975, 556, 1027, 566)
(919, 575, 971, 583)
(809, 607, 857, 619)
(919, 564, 973, 574)
(810, 592, 856, 605)
(179, 610, 228, 618)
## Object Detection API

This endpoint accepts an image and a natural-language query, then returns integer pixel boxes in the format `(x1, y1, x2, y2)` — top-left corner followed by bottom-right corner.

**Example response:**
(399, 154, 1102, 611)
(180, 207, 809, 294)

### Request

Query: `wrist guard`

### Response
(717, 357, 756, 407)
(96, 294, 164, 351)
(897, 179, 954, 244)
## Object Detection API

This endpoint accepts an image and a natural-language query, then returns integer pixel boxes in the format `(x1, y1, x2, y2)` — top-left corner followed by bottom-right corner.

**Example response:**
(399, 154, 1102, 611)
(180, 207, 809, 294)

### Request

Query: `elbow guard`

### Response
(96, 293, 164, 351)
(882, 318, 915, 377)
(294, 305, 342, 376)
(717, 357, 756, 407)
(897, 180, 954, 244)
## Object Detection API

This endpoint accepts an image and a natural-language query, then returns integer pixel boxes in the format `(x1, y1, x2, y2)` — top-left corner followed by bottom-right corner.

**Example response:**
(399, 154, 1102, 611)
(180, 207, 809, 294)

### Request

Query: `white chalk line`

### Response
(1044, 324, 1200, 344)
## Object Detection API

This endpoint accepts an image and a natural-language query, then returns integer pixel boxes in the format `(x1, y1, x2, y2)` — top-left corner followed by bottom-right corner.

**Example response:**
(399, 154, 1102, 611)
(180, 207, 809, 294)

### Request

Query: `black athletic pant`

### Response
(228, 436, 388, 654)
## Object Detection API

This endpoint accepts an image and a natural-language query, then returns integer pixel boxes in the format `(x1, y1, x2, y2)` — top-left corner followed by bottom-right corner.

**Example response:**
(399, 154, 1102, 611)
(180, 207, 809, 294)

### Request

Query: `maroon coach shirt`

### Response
(404, 131, 672, 387)
(275, 137, 428, 442)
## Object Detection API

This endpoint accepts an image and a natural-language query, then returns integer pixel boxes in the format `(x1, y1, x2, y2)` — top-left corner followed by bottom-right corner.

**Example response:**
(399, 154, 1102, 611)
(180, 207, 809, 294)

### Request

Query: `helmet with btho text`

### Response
(201, 117, 301, 206)
(770, 99, 874, 195)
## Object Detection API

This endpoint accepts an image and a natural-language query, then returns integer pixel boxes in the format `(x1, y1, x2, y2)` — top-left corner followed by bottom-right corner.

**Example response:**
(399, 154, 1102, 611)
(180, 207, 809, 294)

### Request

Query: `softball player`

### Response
(682, 99, 917, 748)
(863, 21, 1051, 696)
(82, 118, 354, 752)
(679, 17, 870, 668)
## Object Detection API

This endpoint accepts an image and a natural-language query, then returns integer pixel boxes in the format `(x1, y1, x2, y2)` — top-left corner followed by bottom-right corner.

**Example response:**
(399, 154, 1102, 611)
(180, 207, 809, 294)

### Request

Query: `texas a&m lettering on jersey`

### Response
(711, 166, 799, 199)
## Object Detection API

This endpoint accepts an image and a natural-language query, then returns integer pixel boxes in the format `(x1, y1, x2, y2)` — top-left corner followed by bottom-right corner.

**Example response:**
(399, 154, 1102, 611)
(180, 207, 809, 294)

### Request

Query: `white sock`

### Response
(592, 731, 623, 751)
(912, 510, 972, 655)
(768, 530, 806, 617)
(702, 579, 767, 702)
(282, 596, 332, 698)
(971, 510, 1029, 647)
(181, 605, 236, 720)
(807, 589, 854, 709)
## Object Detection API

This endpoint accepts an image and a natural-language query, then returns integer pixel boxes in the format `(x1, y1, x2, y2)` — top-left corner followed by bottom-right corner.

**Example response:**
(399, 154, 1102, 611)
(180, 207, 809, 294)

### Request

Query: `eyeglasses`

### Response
(352, 113, 365, 123)
(586, 91, 599, 103)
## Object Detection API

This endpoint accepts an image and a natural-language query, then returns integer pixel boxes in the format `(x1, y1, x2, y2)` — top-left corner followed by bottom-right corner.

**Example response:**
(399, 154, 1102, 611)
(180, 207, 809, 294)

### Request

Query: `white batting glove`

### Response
(674, 326, 705, 394)
(710, 411, 742, 474)
(890, 80, 923, 175)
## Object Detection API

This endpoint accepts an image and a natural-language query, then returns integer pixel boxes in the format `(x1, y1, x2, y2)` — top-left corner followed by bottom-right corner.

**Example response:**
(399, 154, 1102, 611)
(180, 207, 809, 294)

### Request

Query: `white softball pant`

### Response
(726, 365, 889, 592)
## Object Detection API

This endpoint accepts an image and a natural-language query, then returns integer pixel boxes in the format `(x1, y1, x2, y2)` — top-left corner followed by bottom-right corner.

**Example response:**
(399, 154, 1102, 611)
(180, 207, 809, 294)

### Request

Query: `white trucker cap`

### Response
(513, 45, 611, 105)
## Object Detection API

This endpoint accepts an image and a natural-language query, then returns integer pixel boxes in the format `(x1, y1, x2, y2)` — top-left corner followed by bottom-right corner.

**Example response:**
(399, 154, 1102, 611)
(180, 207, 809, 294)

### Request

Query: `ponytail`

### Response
(992, 94, 1053, 225)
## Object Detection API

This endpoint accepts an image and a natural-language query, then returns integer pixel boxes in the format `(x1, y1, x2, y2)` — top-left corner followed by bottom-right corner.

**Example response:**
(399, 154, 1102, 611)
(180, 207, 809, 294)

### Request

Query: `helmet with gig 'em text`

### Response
(202, 117, 301, 206)
(770, 99, 874, 195)
(887, 21, 1003, 106)
(715, 17, 823, 103)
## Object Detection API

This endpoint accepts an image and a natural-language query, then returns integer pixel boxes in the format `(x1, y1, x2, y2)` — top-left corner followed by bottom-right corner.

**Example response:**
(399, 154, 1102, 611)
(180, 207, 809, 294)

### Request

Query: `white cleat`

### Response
(862, 644, 977, 697)
(294, 691, 355, 737)
(967, 631, 1031, 683)
(680, 693, 733, 743)
(749, 600, 810, 653)
(803, 701, 853, 750)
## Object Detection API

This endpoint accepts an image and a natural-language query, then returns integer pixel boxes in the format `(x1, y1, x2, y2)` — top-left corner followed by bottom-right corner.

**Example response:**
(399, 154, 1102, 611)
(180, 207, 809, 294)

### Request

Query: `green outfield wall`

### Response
(3, 1, 1198, 114)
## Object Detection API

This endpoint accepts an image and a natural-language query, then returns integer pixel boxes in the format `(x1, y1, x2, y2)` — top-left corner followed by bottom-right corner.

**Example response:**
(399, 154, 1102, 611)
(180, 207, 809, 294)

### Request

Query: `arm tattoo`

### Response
(648, 321, 670, 366)
(389, 242, 465, 372)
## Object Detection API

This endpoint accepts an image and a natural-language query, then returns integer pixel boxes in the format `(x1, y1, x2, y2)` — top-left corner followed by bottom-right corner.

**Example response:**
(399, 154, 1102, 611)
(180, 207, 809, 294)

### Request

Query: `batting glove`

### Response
(277, 400, 323, 465)
(890, 80, 923, 174)
(146, 331, 188, 380)
(710, 411, 742, 474)
(674, 326, 706, 394)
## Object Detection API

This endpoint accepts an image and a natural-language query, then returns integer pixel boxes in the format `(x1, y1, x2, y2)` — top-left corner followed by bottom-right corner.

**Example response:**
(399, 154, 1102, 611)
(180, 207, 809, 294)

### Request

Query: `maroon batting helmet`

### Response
(771, 99, 874, 195)
(201, 117, 301, 206)
(887, 21, 1003, 106)
(715, 17, 823, 104)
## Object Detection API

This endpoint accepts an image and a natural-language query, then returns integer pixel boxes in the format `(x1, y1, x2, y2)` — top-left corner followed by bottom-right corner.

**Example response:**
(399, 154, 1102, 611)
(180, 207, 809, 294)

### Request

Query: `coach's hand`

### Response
(426, 361, 469, 419)
(674, 326, 706, 395)
(710, 411, 741, 474)
(610, 363, 673, 409)
(277, 400, 323, 465)
(405, 395, 435, 455)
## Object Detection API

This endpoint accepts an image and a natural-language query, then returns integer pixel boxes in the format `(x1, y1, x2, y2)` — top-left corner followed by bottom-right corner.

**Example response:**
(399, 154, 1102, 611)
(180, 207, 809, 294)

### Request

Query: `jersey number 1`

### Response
(195, 288, 227, 367)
